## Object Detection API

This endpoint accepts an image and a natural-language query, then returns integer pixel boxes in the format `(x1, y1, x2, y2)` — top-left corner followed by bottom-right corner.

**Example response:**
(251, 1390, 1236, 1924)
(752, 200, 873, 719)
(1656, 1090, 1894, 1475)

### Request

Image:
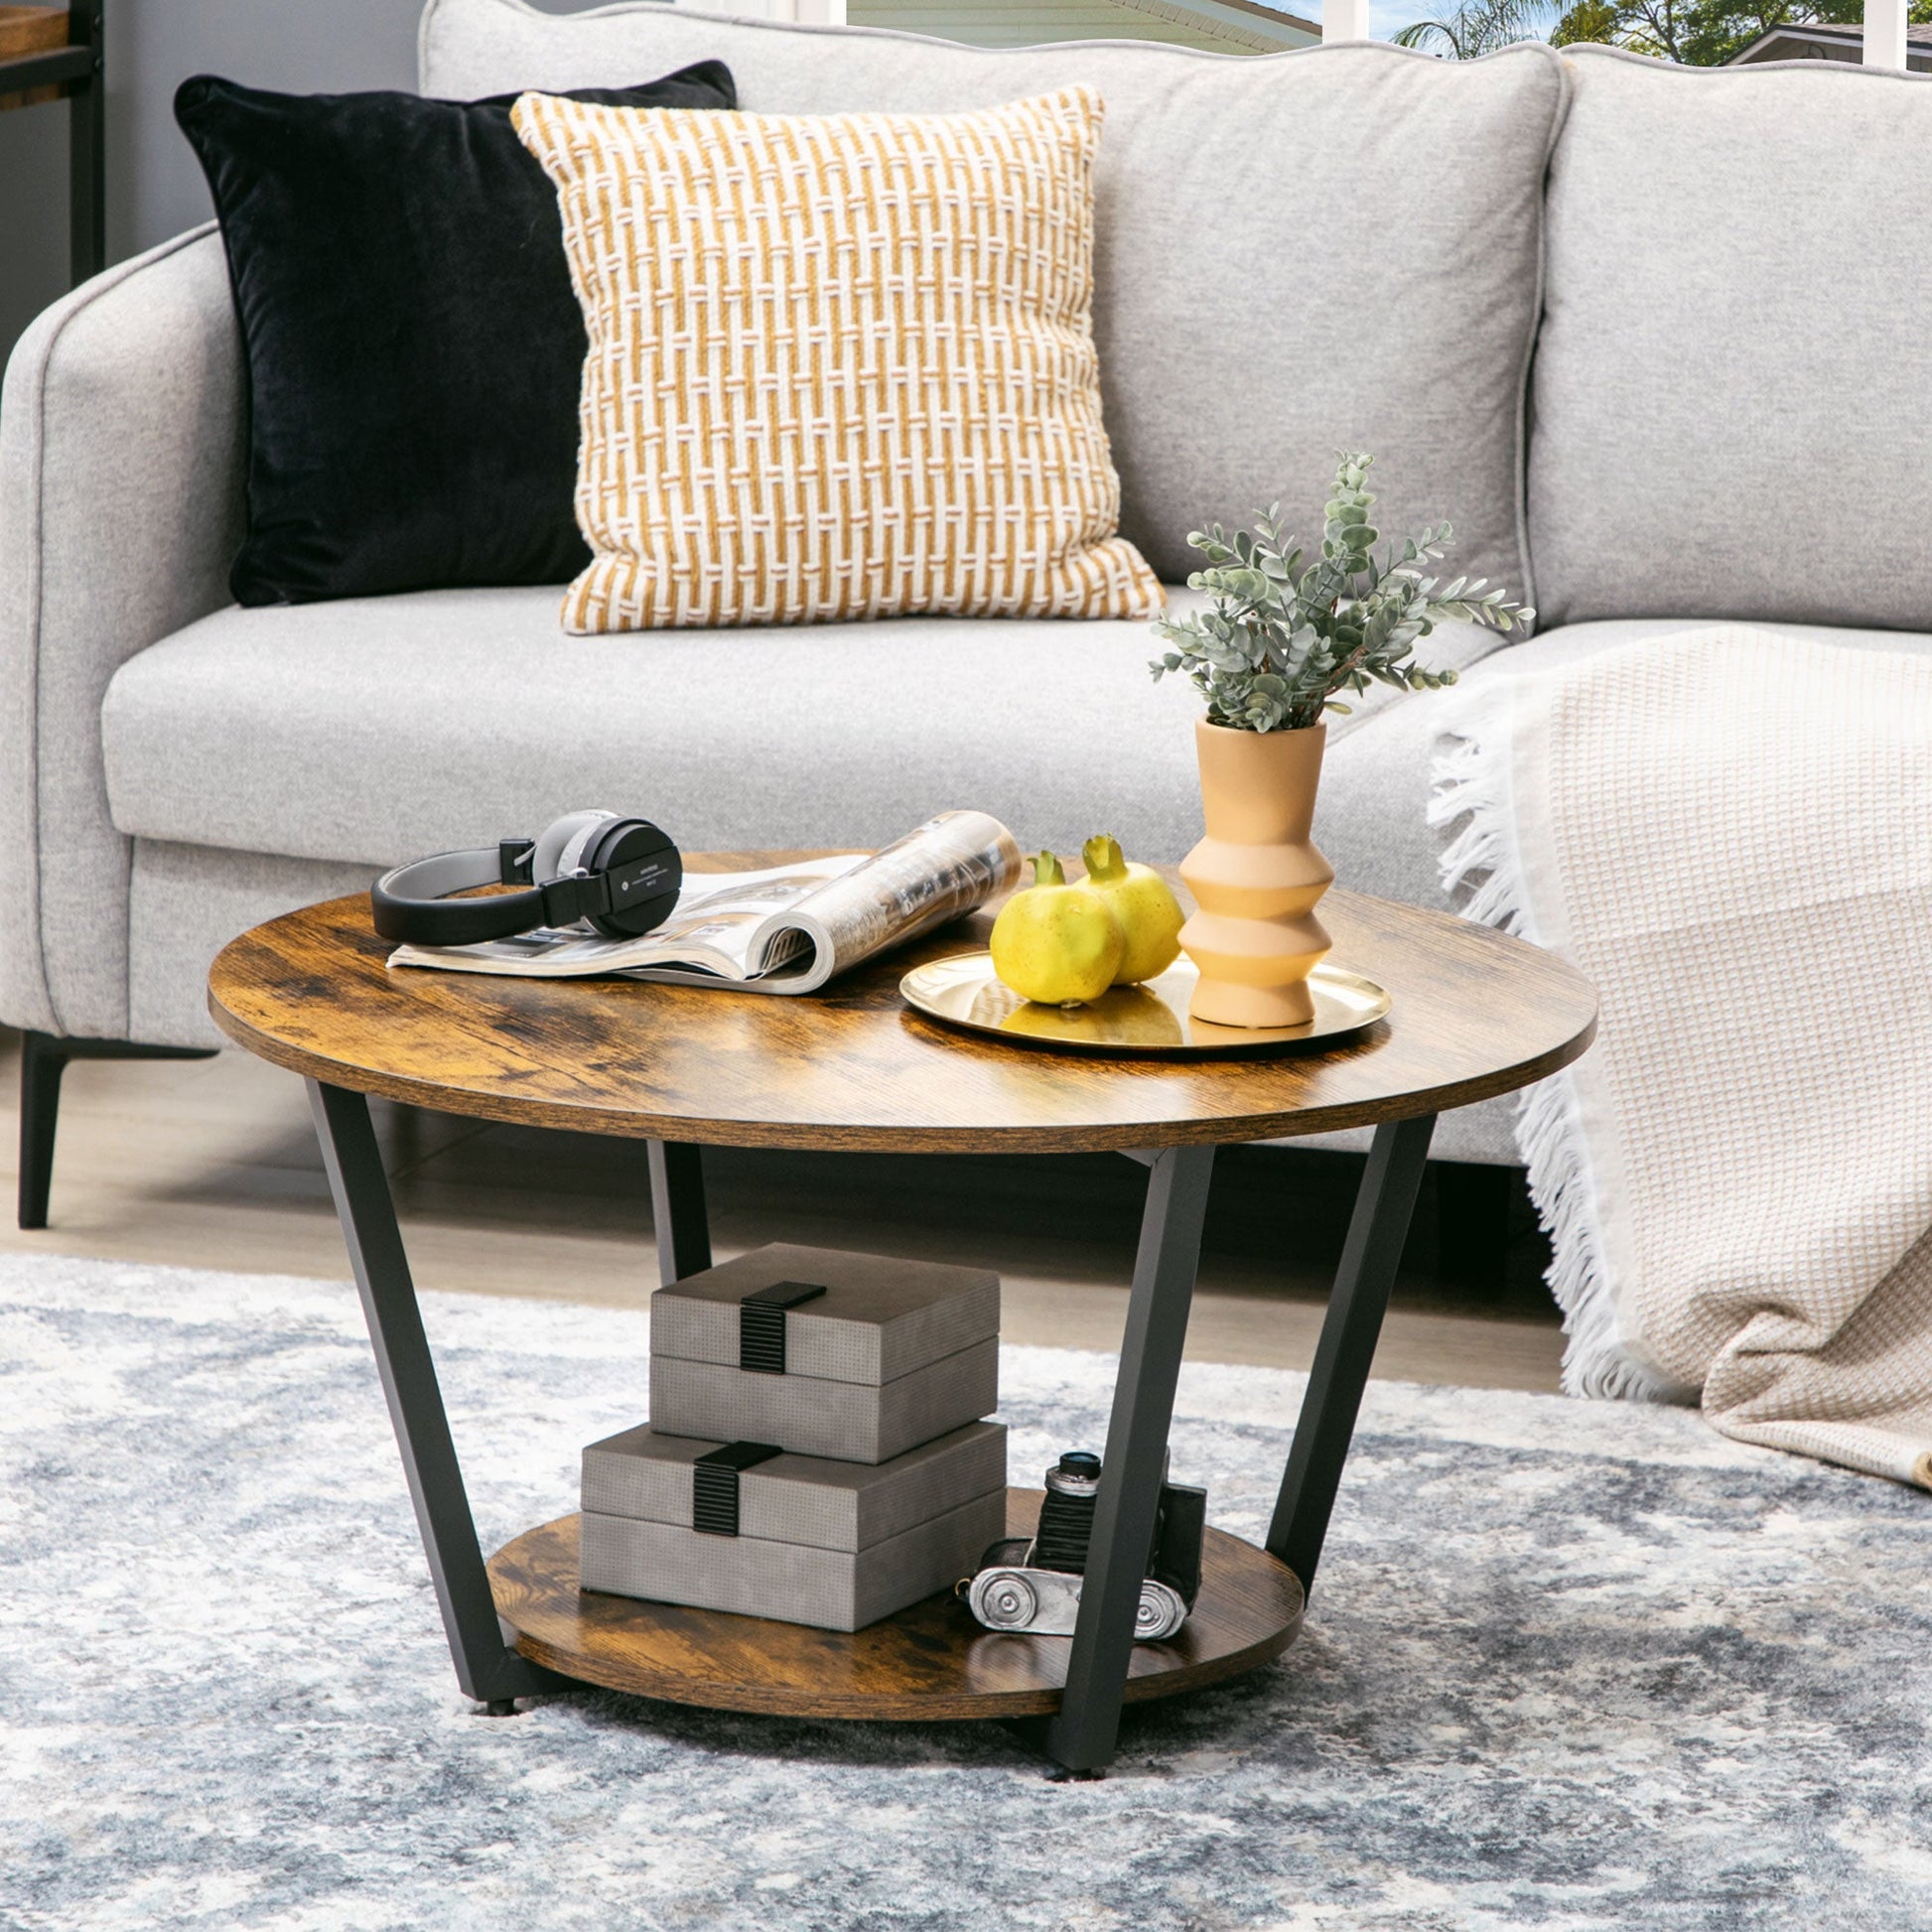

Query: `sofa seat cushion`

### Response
(422, 0, 1565, 608)
(99, 588, 1508, 877)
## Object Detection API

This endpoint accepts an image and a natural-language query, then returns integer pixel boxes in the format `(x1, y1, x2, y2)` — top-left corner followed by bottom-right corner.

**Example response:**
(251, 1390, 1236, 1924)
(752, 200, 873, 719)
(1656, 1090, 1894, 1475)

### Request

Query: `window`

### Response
(843, 1, 1319, 53)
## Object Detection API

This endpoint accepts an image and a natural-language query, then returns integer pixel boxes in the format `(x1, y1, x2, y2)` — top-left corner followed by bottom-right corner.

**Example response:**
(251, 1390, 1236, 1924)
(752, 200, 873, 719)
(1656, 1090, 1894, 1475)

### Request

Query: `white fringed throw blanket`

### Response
(1430, 627, 1932, 1487)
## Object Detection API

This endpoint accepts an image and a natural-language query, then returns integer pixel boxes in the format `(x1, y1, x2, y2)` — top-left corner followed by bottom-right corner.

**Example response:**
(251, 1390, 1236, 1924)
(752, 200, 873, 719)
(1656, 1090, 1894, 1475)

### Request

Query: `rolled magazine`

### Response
(386, 809, 1023, 997)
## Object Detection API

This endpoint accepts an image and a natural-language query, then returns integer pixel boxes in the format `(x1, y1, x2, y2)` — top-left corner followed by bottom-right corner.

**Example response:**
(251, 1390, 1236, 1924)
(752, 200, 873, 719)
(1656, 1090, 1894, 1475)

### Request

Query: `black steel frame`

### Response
(304, 1080, 1437, 1768)
(645, 1140, 711, 1286)
(1268, 1114, 1435, 1589)
(17, 1030, 217, 1229)
(0, 0, 106, 285)
(1043, 1142, 1215, 1771)
(308, 1081, 567, 1712)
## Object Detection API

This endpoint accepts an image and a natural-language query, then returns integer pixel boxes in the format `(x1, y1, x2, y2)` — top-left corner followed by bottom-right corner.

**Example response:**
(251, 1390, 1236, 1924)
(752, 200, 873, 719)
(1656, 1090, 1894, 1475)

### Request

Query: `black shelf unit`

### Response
(0, 0, 105, 284)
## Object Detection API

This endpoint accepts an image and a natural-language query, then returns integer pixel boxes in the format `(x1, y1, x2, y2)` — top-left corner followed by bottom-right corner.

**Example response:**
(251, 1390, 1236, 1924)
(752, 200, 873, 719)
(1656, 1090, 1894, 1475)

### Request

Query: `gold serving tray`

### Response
(899, 953, 1391, 1059)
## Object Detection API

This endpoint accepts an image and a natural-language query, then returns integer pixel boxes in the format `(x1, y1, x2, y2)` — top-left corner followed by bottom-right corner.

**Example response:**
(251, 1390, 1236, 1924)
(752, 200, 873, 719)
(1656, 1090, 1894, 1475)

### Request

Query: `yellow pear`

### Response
(989, 851, 1125, 1007)
(1080, 835, 1184, 986)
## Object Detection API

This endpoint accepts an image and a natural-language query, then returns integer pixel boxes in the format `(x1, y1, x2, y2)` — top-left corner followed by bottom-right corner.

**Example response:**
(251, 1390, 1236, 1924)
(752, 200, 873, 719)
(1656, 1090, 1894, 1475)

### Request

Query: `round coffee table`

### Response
(207, 858, 1595, 1775)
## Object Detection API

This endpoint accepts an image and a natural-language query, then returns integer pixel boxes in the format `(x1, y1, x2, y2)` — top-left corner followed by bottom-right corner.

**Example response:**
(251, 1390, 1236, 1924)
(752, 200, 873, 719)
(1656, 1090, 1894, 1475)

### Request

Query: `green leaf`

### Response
(1146, 458, 1513, 729)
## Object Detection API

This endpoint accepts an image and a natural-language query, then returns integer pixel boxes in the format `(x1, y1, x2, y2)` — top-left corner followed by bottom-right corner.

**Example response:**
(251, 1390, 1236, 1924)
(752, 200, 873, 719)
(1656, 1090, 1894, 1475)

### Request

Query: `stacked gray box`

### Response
(647, 1243, 1001, 1464)
(580, 1422, 1008, 1631)
(581, 1244, 1007, 1629)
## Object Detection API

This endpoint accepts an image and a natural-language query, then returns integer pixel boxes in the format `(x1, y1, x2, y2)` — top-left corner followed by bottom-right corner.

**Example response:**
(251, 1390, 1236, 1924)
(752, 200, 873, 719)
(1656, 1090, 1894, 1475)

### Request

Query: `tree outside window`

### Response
(1395, 0, 1932, 66)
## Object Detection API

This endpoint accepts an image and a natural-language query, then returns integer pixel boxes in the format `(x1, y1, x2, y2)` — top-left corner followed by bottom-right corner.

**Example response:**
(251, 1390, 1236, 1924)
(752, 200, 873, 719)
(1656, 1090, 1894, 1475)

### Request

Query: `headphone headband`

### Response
(371, 814, 682, 947)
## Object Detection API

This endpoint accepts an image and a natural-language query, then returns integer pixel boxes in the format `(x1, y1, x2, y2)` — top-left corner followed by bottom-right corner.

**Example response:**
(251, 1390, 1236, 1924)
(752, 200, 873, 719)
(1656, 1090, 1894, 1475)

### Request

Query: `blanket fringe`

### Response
(1429, 732, 1528, 938)
(1430, 706, 1680, 1405)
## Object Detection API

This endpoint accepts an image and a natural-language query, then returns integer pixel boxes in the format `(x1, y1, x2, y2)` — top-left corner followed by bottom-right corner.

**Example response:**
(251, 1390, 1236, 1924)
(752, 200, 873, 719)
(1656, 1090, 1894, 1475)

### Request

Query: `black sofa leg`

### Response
(18, 1031, 217, 1230)
(1434, 1160, 1519, 1292)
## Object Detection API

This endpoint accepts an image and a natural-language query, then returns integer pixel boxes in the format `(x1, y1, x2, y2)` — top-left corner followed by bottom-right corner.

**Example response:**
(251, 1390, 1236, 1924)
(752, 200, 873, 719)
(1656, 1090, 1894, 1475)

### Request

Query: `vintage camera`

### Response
(961, 1449, 1205, 1641)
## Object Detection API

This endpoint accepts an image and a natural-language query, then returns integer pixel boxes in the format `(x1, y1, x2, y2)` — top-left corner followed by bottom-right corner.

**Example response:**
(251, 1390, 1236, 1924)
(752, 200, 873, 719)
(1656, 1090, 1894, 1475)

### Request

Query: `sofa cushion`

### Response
(511, 84, 1160, 629)
(1532, 49, 1932, 630)
(421, 0, 1564, 608)
(98, 588, 1508, 875)
(174, 64, 738, 607)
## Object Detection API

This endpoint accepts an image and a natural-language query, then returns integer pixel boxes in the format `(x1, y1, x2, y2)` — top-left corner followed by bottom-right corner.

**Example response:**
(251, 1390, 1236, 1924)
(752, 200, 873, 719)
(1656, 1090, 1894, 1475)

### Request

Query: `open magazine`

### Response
(387, 810, 1023, 996)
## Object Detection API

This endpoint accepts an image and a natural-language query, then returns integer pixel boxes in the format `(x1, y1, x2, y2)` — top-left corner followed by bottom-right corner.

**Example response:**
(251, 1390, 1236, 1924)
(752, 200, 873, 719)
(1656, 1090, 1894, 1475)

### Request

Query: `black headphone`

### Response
(371, 809, 683, 946)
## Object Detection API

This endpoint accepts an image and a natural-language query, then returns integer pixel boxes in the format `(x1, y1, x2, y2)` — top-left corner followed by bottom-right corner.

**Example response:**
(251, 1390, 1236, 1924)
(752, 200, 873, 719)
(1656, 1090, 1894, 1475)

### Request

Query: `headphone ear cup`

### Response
(529, 809, 618, 884)
(578, 817, 683, 938)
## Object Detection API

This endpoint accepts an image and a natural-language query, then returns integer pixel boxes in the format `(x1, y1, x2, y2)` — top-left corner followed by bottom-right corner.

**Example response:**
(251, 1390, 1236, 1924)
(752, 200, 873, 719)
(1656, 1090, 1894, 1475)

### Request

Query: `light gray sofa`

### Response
(6, 0, 1929, 1219)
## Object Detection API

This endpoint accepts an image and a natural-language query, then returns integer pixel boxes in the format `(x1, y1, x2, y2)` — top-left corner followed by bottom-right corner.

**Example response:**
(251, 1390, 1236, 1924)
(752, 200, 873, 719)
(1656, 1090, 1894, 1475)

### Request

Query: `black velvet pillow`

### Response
(176, 66, 736, 607)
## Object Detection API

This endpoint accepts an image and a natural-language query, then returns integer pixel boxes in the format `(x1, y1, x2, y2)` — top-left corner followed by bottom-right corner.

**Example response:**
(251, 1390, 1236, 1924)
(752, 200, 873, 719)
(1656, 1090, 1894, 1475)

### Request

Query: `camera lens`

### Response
(1035, 1450, 1101, 1574)
(1044, 1451, 1100, 1498)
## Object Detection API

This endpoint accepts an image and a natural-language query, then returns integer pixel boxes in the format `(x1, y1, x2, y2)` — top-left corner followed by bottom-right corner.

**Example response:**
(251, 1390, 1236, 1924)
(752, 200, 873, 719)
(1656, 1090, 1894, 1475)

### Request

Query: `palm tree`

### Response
(1393, 0, 1555, 55)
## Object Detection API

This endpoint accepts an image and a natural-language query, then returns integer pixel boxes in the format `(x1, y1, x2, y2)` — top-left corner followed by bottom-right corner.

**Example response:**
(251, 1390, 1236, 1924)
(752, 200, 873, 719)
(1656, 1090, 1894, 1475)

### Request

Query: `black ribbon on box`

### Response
(738, 1280, 827, 1375)
(692, 1442, 781, 1537)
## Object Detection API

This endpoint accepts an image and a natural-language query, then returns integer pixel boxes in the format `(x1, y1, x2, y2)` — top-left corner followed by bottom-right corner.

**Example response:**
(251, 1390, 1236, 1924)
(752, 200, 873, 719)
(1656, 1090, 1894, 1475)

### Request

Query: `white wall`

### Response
(0, 104, 69, 364)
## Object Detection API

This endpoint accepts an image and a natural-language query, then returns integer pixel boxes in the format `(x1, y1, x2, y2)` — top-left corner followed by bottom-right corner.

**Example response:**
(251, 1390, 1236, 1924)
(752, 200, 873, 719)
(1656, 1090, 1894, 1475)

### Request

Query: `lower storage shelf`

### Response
(487, 1488, 1306, 1722)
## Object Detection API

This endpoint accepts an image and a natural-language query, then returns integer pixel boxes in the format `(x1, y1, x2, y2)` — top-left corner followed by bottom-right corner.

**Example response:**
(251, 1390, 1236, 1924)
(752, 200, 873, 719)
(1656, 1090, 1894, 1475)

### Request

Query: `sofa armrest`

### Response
(0, 225, 244, 1039)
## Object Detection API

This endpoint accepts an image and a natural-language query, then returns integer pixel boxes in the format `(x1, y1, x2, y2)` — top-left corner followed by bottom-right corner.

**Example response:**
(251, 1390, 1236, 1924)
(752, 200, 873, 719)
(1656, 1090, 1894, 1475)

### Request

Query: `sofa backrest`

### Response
(1533, 48, 1932, 631)
(423, 0, 1565, 607)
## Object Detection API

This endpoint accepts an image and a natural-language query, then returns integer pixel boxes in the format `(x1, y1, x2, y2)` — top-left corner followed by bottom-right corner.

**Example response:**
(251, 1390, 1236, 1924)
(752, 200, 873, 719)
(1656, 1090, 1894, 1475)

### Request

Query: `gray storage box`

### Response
(648, 1243, 1001, 1464)
(580, 1420, 1009, 1630)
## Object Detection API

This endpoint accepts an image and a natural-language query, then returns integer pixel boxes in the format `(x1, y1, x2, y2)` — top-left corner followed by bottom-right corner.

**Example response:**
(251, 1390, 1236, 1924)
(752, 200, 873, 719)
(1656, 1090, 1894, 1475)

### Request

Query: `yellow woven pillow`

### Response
(511, 86, 1162, 630)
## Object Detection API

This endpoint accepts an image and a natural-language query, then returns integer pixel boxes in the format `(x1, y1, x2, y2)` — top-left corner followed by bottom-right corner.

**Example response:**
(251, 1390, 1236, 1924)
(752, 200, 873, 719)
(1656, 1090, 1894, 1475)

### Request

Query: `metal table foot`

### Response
(1268, 1113, 1437, 1594)
(1043, 1142, 1216, 1774)
(646, 1140, 712, 1285)
(1041, 1118, 1438, 1772)
(308, 1079, 562, 1705)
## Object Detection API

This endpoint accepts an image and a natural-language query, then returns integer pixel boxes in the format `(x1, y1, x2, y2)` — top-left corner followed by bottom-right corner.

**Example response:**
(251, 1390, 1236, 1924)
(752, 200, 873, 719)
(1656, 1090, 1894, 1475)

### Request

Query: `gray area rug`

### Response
(2, 1252, 1928, 1931)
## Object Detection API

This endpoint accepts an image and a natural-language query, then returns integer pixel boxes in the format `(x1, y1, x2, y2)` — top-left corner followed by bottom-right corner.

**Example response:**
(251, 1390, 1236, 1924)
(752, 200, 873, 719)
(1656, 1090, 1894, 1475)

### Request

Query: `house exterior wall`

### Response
(1729, 33, 1932, 68)
(847, 1, 1316, 52)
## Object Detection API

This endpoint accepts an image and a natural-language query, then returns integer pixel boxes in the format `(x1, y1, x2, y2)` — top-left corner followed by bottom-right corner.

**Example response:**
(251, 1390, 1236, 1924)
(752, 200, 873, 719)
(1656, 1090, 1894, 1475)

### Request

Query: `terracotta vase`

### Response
(1178, 719, 1333, 1029)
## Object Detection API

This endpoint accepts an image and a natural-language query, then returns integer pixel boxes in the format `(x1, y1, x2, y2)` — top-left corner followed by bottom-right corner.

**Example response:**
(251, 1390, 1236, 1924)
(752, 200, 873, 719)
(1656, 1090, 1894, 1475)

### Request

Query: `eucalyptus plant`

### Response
(1150, 453, 1534, 733)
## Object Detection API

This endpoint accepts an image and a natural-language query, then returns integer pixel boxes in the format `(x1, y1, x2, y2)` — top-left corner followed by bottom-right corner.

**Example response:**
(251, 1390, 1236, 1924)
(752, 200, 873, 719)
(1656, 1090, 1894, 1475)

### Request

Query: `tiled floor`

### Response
(0, 1027, 1566, 1391)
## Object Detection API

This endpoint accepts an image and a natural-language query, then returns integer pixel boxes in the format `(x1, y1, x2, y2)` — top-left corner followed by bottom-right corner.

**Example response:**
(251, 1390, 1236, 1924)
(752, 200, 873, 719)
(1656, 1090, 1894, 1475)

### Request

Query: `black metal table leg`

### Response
(646, 1141, 712, 1286)
(308, 1079, 558, 1708)
(1043, 1142, 1216, 1775)
(1268, 1113, 1436, 1595)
